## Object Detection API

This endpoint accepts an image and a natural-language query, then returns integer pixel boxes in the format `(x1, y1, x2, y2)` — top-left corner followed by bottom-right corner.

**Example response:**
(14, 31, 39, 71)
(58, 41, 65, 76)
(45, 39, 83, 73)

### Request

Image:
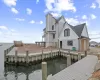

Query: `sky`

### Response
(0, 0, 100, 43)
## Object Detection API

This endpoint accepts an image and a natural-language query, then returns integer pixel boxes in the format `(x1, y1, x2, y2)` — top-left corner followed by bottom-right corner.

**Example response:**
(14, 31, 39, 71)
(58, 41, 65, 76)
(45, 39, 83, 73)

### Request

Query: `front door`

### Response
(60, 41, 62, 48)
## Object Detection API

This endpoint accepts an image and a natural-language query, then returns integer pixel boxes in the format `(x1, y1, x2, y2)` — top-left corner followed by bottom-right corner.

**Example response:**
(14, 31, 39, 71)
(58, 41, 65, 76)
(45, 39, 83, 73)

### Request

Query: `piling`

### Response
(78, 53, 81, 60)
(4, 50, 7, 64)
(42, 62, 47, 80)
(6, 49, 8, 54)
(15, 51, 18, 63)
(59, 48, 60, 56)
(68, 49, 70, 54)
(85, 51, 87, 56)
(42, 50, 43, 61)
(67, 55, 71, 67)
(51, 50, 52, 58)
(26, 51, 29, 63)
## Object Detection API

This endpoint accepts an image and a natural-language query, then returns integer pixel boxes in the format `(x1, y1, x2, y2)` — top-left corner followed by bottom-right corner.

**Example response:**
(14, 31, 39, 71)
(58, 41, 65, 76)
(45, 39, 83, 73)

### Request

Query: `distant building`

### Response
(42, 13, 90, 51)
(90, 41, 98, 47)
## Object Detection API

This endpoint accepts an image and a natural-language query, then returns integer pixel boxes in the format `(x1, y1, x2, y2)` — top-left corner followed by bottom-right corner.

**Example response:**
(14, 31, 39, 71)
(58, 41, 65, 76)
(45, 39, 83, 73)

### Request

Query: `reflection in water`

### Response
(4, 58, 67, 80)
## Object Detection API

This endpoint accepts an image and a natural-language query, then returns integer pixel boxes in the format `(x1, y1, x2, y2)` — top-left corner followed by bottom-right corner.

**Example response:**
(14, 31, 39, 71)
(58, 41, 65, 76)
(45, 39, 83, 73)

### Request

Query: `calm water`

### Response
(0, 43, 67, 80)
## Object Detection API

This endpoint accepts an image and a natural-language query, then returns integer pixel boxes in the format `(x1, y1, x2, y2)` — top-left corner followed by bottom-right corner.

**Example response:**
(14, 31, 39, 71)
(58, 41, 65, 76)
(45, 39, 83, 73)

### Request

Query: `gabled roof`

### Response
(62, 23, 87, 38)
(67, 23, 86, 37)
(45, 13, 88, 38)
(73, 23, 86, 37)
(57, 16, 66, 23)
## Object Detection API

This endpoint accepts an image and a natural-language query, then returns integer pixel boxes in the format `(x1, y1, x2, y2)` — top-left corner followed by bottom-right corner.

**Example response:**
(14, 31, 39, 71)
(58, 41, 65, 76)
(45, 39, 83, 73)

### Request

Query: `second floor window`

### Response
(64, 29, 70, 37)
(52, 25, 54, 30)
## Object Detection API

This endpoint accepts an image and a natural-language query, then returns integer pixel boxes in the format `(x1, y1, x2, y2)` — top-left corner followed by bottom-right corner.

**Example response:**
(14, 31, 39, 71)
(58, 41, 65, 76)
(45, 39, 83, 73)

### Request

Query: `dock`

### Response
(4, 44, 85, 66)
(47, 55, 98, 80)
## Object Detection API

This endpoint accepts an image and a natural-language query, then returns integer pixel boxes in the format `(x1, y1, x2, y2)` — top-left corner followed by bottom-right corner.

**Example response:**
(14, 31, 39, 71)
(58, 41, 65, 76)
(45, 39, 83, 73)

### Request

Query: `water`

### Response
(0, 43, 67, 80)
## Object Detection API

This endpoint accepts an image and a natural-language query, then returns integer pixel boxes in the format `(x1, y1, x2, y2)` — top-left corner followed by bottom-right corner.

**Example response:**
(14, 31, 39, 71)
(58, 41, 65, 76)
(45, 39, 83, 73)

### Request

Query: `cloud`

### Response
(89, 31, 100, 36)
(0, 26, 19, 36)
(11, 7, 18, 14)
(26, 8, 32, 15)
(5, 31, 20, 36)
(29, 20, 35, 24)
(96, 0, 100, 8)
(40, 21, 43, 24)
(44, 0, 76, 13)
(89, 31, 100, 42)
(51, 12, 61, 17)
(3, 0, 17, 7)
(90, 3, 96, 9)
(90, 14, 97, 19)
(11, 29, 16, 32)
(0, 31, 2, 35)
(36, 0, 39, 4)
(15, 18, 25, 21)
(66, 18, 79, 26)
(0, 26, 42, 43)
(82, 15, 87, 20)
(75, 16, 78, 18)
(29, 20, 43, 24)
(1, 28, 20, 37)
(0, 26, 8, 30)
(0, 26, 20, 41)
(66, 18, 89, 26)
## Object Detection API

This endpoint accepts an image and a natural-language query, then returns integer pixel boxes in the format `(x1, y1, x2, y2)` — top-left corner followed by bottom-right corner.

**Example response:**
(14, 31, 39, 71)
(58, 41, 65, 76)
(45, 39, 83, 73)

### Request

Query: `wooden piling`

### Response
(78, 53, 81, 60)
(68, 49, 70, 54)
(6, 49, 8, 54)
(42, 50, 43, 61)
(4, 50, 7, 62)
(42, 62, 47, 80)
(67, 55, 71, 67)
(26, 51, 29, 63)
(85, 51, 87, 56)
(59, 48, 60, 56)
(51, 50, 52, 58)
(15, 51, 18, 63)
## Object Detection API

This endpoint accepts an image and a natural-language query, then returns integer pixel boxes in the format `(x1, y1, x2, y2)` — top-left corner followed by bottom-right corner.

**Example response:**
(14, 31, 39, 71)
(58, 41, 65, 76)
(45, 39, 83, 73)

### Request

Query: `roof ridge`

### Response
(74, 23, 86, 27)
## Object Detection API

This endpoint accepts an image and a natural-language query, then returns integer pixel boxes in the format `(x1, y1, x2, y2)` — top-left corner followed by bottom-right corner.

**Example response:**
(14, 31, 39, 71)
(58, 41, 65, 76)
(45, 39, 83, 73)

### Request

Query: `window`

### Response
(52, 25, 54, 30)
(67, 41, 73, 46)
(64, 29, 70, 36)
(53, 34, 55, 39)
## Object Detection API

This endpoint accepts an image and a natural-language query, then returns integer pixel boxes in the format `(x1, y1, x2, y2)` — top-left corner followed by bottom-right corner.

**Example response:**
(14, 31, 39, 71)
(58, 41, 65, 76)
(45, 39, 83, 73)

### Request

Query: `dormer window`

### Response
(64, 29, 70, 37)
(52, 25, 54, 30)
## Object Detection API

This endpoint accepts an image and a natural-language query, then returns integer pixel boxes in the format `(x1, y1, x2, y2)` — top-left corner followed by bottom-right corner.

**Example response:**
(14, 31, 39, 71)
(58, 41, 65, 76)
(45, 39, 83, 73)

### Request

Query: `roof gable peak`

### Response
(57, 15, 66, 22)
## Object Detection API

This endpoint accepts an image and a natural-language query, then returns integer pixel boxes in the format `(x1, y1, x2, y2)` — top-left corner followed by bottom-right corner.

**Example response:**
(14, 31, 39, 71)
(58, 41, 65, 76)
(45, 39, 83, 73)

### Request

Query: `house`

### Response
(90, 41, 98, 47)
(42, 13, 90, 51)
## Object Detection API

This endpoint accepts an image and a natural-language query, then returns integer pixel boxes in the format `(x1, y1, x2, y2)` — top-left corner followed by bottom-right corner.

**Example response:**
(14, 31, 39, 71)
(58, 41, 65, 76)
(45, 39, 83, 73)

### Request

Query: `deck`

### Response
(4, 44, 85, 66)
(47, 55, 98, 80)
